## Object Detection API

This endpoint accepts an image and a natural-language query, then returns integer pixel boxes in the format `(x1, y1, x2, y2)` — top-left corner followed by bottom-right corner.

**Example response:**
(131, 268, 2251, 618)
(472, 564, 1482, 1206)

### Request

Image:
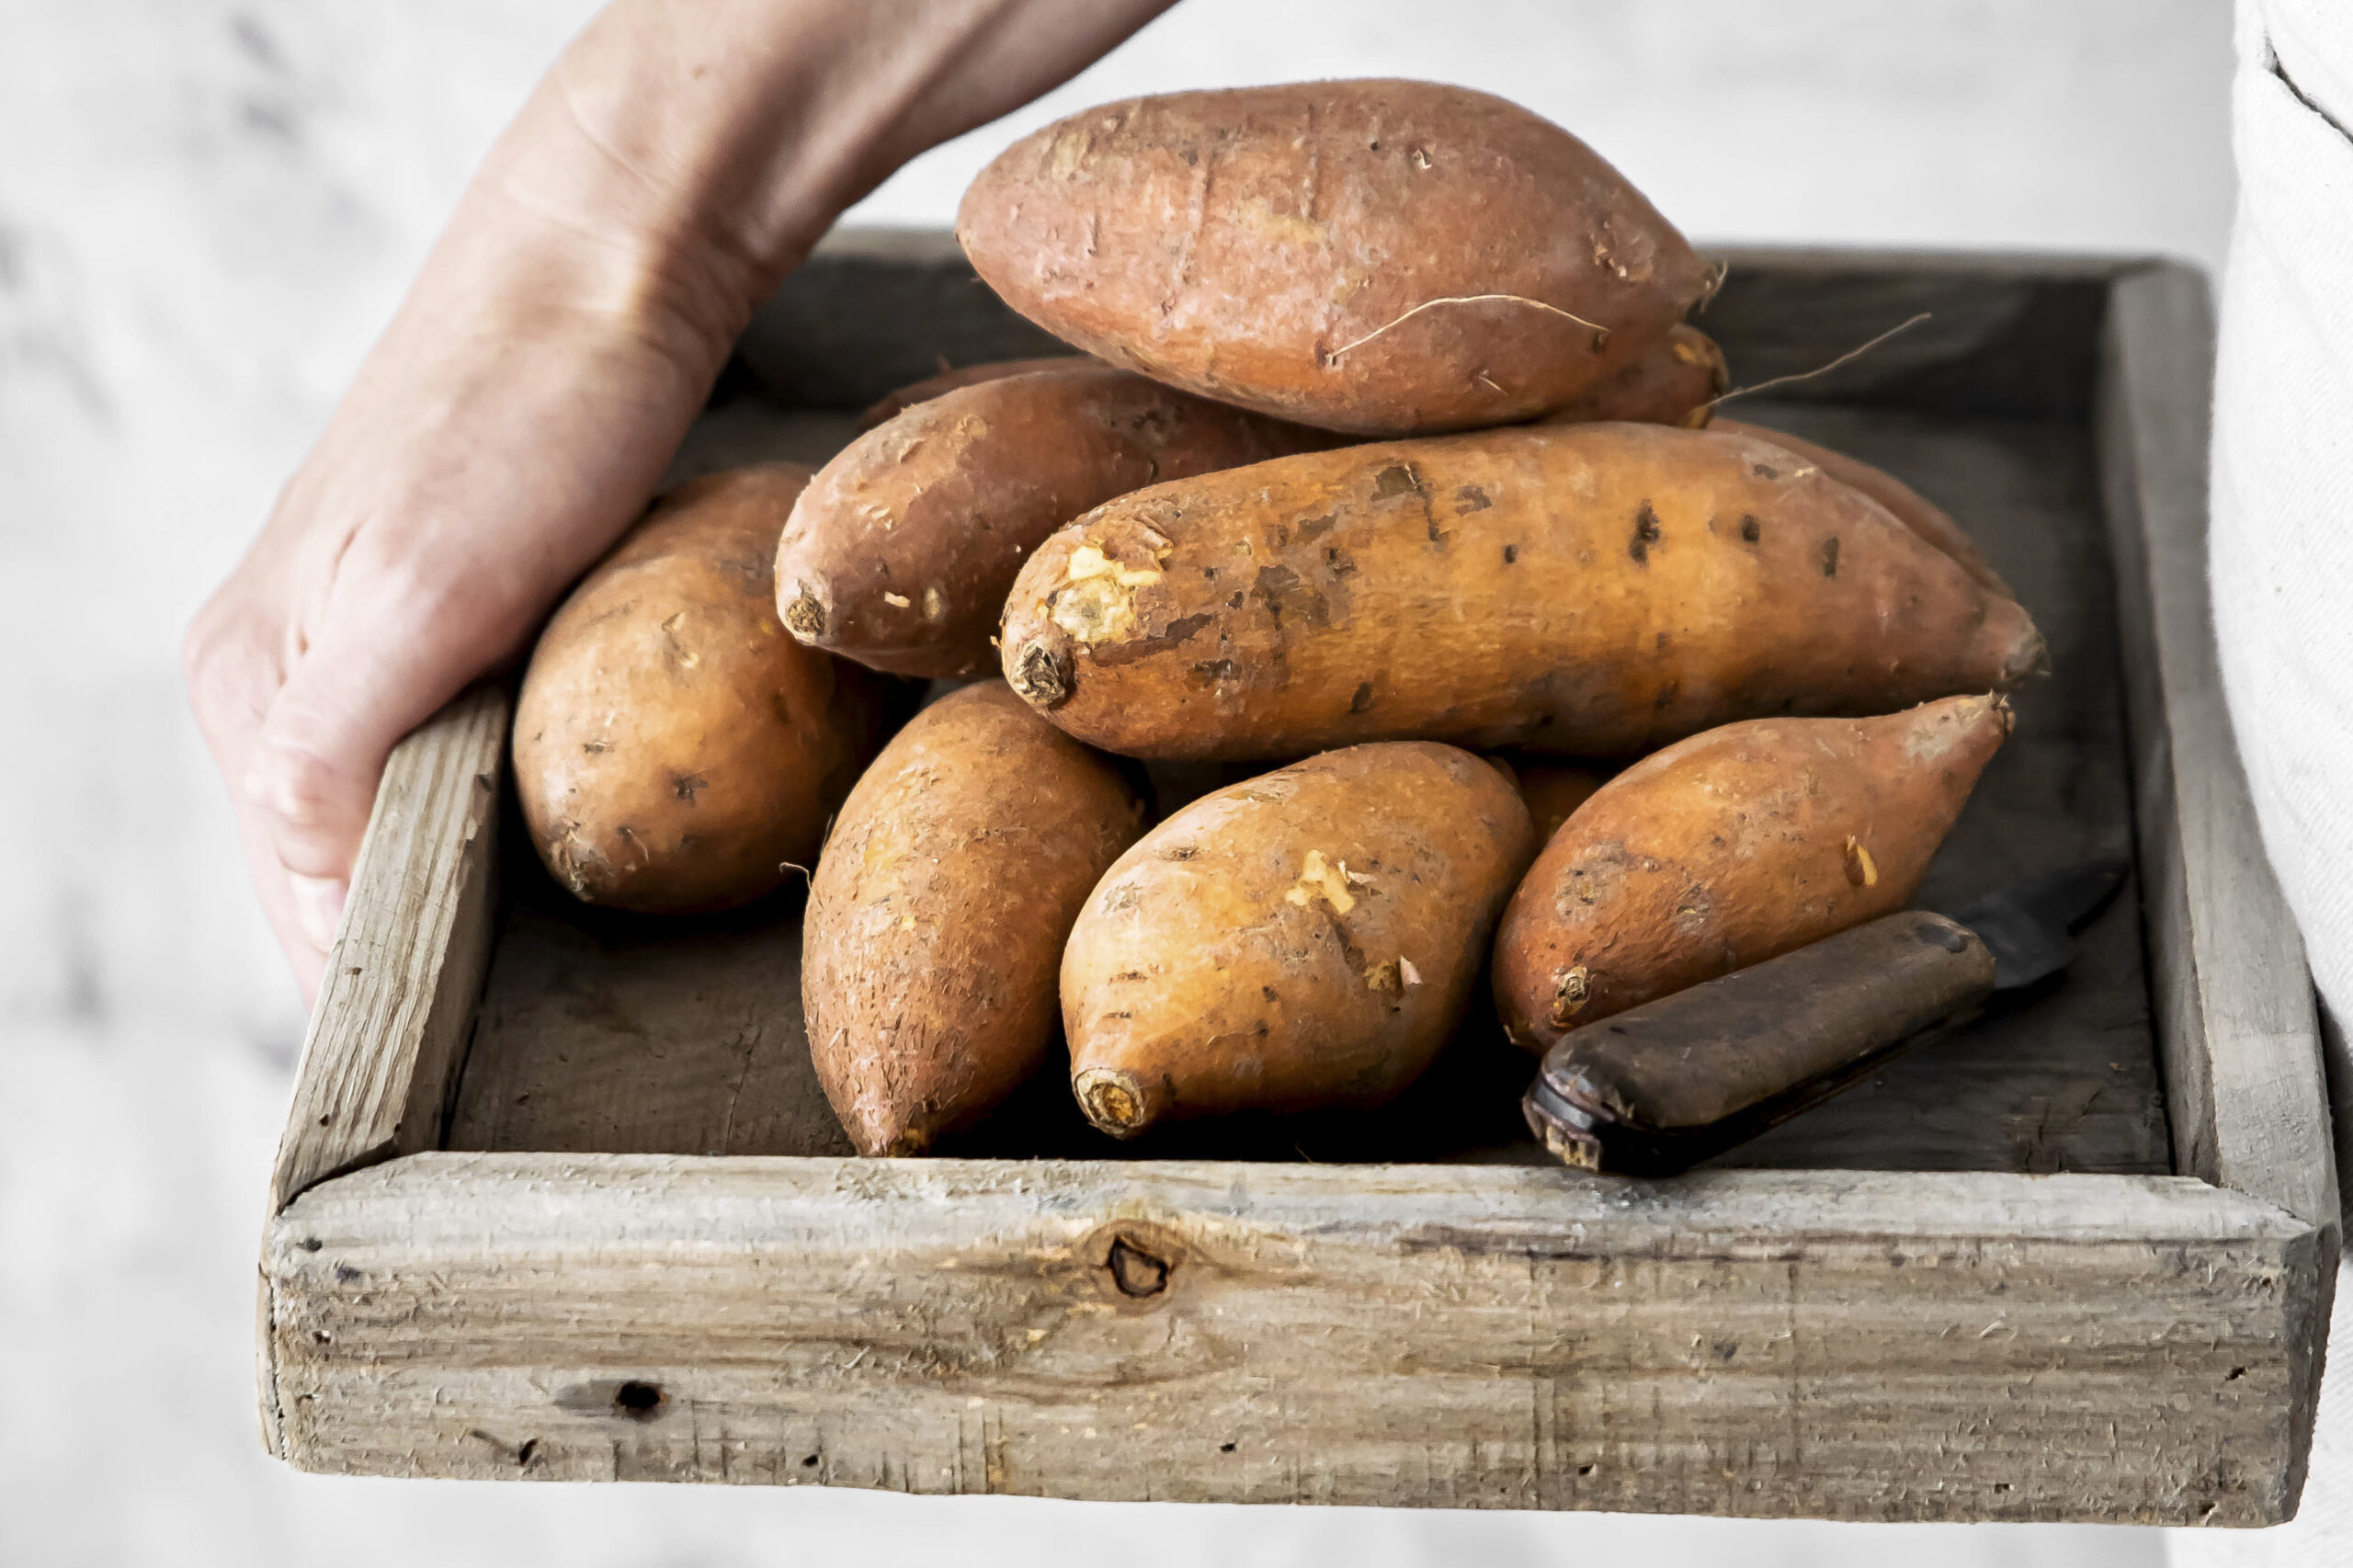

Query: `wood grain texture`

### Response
(264, 1153, 2320, 1524)
(2096, 266, 2339, 1505)
(658, 403, 864, 489)
(1700, 246, 2127, 421)
(268, 687, 506, 1211)
(737, 228, 1069, 409)
(446, 870, 850, 1159)
(2096, 267, 2336, 1229)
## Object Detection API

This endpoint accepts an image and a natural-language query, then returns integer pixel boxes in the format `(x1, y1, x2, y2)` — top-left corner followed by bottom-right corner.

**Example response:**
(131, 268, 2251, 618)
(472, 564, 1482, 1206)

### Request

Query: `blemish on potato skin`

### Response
(1820, 537, 1840, 577)
(1628, 503, 1663, 565)
(1284, 849, 1358, 915)
(1250, 563, 1328, 629)
(1548, 965, 1592, 1026)
(1188, 658, 1243, 688)
(1739, 515, 1762, 545)
(672, 773, 707, 803)
(1370, 463, 1422, 501)
(1349, 681, 1375, 714)
(1453, 484, 1492, 513)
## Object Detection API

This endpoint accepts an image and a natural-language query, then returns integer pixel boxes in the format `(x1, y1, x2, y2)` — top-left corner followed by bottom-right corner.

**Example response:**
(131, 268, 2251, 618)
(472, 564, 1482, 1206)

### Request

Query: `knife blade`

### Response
(1521, 858, 2129, 1176)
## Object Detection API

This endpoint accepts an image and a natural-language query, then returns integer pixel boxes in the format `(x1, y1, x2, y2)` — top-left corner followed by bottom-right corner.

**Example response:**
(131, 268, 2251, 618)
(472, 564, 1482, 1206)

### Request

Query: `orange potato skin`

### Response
(802, 683, 1146, 1155)
(1000, 423, 2043, 761)
(957, 80, 1711, 437)
(856, 356, 1095, 430)
(1537, 324, 1727, 429)
(779, 366, 1332, 679)
(1491, 694, 2010, 1054)
(1711, 418, 2011, 597)
(1063, 742, 1537, 1136)
(514, 464, 887, 914)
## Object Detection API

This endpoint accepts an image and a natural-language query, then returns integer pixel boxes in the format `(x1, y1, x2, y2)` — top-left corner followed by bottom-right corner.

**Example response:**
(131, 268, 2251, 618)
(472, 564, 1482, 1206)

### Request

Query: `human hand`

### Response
(186, 0, 1174, 1003)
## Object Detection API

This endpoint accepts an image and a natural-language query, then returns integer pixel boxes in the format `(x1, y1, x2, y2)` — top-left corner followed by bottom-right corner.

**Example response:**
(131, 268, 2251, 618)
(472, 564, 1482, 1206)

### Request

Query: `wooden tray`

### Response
(256, 233, 2339, 1526)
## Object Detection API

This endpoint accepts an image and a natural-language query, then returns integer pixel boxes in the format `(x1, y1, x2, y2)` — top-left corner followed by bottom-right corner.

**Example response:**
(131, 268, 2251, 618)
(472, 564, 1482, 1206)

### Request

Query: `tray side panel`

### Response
(267, 1154, 2316, 1525)
(2097, 267, 2336, 1226)
(268, 687, 506, 1211)
(2097, 263, 2339, 1512)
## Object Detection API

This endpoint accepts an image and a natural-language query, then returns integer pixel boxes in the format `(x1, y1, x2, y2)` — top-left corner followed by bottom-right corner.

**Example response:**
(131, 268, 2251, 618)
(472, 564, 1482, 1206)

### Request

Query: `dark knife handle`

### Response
(1523, 911, 1995, 1176)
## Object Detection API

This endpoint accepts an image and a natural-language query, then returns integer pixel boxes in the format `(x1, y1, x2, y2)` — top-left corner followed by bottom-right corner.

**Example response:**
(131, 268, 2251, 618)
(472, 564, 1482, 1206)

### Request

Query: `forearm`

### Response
(290, 0, 1176, 751)
(459, 0, 1176, 367)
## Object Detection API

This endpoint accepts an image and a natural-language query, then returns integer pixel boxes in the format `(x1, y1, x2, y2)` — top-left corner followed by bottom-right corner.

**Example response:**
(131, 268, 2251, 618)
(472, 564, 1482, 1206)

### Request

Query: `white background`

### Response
(1, 2, 2232, 1562)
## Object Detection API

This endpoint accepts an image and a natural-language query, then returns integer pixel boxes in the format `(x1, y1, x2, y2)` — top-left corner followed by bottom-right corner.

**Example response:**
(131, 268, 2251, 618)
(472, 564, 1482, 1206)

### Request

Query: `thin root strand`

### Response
(1323, 294, 1612, 365)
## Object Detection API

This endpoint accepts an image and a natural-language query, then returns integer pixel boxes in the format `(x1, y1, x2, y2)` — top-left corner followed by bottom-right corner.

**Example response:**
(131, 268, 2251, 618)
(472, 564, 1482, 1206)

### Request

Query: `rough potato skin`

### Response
(856, 356, 1093, 431)
(1063, 742, 1537, 1136)
(1711, 418, 2012, 597)
(779, 366, 1332, 679)
(514, 464, 886, 913)
(803, 683, 1145, 1155)
(1000, 423, 2044, 760)
(1491, 694, 2010, 1053)
(1537, 324, 1726, 429)
(956, 80, 1711, 437)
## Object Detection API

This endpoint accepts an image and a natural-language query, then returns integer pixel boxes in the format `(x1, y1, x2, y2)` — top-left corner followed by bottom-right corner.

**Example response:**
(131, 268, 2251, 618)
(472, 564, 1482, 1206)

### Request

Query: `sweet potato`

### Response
(1491, 694, 2010, 1052)
(1001, 422, 2043, 760)
(802, 683, 1145, 1154)
(1711, 418, 2010, 597)
(856, 356, 1093, 430)
(1063, 742, 1536, 1136)
(1536, 324, 1726, 429)
(514, 464, 886, 913)
(779, 366, 1331, 679)
(956, 80, 1711, 437)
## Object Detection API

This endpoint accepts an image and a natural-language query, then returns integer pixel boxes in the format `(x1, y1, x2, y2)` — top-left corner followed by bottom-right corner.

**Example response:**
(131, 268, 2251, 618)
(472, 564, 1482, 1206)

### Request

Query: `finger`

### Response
(243, 551, 508, 894)
(185, 590, 335, 1002)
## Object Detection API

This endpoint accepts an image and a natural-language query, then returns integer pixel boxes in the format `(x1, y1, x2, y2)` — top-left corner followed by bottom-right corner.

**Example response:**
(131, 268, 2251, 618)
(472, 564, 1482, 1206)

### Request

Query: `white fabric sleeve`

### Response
(2171, 2, 2353, 1562)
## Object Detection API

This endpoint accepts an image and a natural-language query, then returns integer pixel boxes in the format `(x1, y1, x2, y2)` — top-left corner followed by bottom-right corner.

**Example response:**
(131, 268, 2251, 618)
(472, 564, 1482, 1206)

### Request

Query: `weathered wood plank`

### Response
(2096, 267, 2336, 1227)
(268, 687, 506, 1211)
(1700, 246, 2126, 421)
(446, 872, 851, 1159)
(2096, 264, 2338, 1507)
(659, 404, 864, 489)
(266, 1154, 2319, 1524)
(736, 227, 1067, 408)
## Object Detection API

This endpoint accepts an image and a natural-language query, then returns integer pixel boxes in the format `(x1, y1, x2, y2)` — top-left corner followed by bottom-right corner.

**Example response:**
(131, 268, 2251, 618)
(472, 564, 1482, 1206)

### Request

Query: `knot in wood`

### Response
(1106, 1234, 1171, 1297)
